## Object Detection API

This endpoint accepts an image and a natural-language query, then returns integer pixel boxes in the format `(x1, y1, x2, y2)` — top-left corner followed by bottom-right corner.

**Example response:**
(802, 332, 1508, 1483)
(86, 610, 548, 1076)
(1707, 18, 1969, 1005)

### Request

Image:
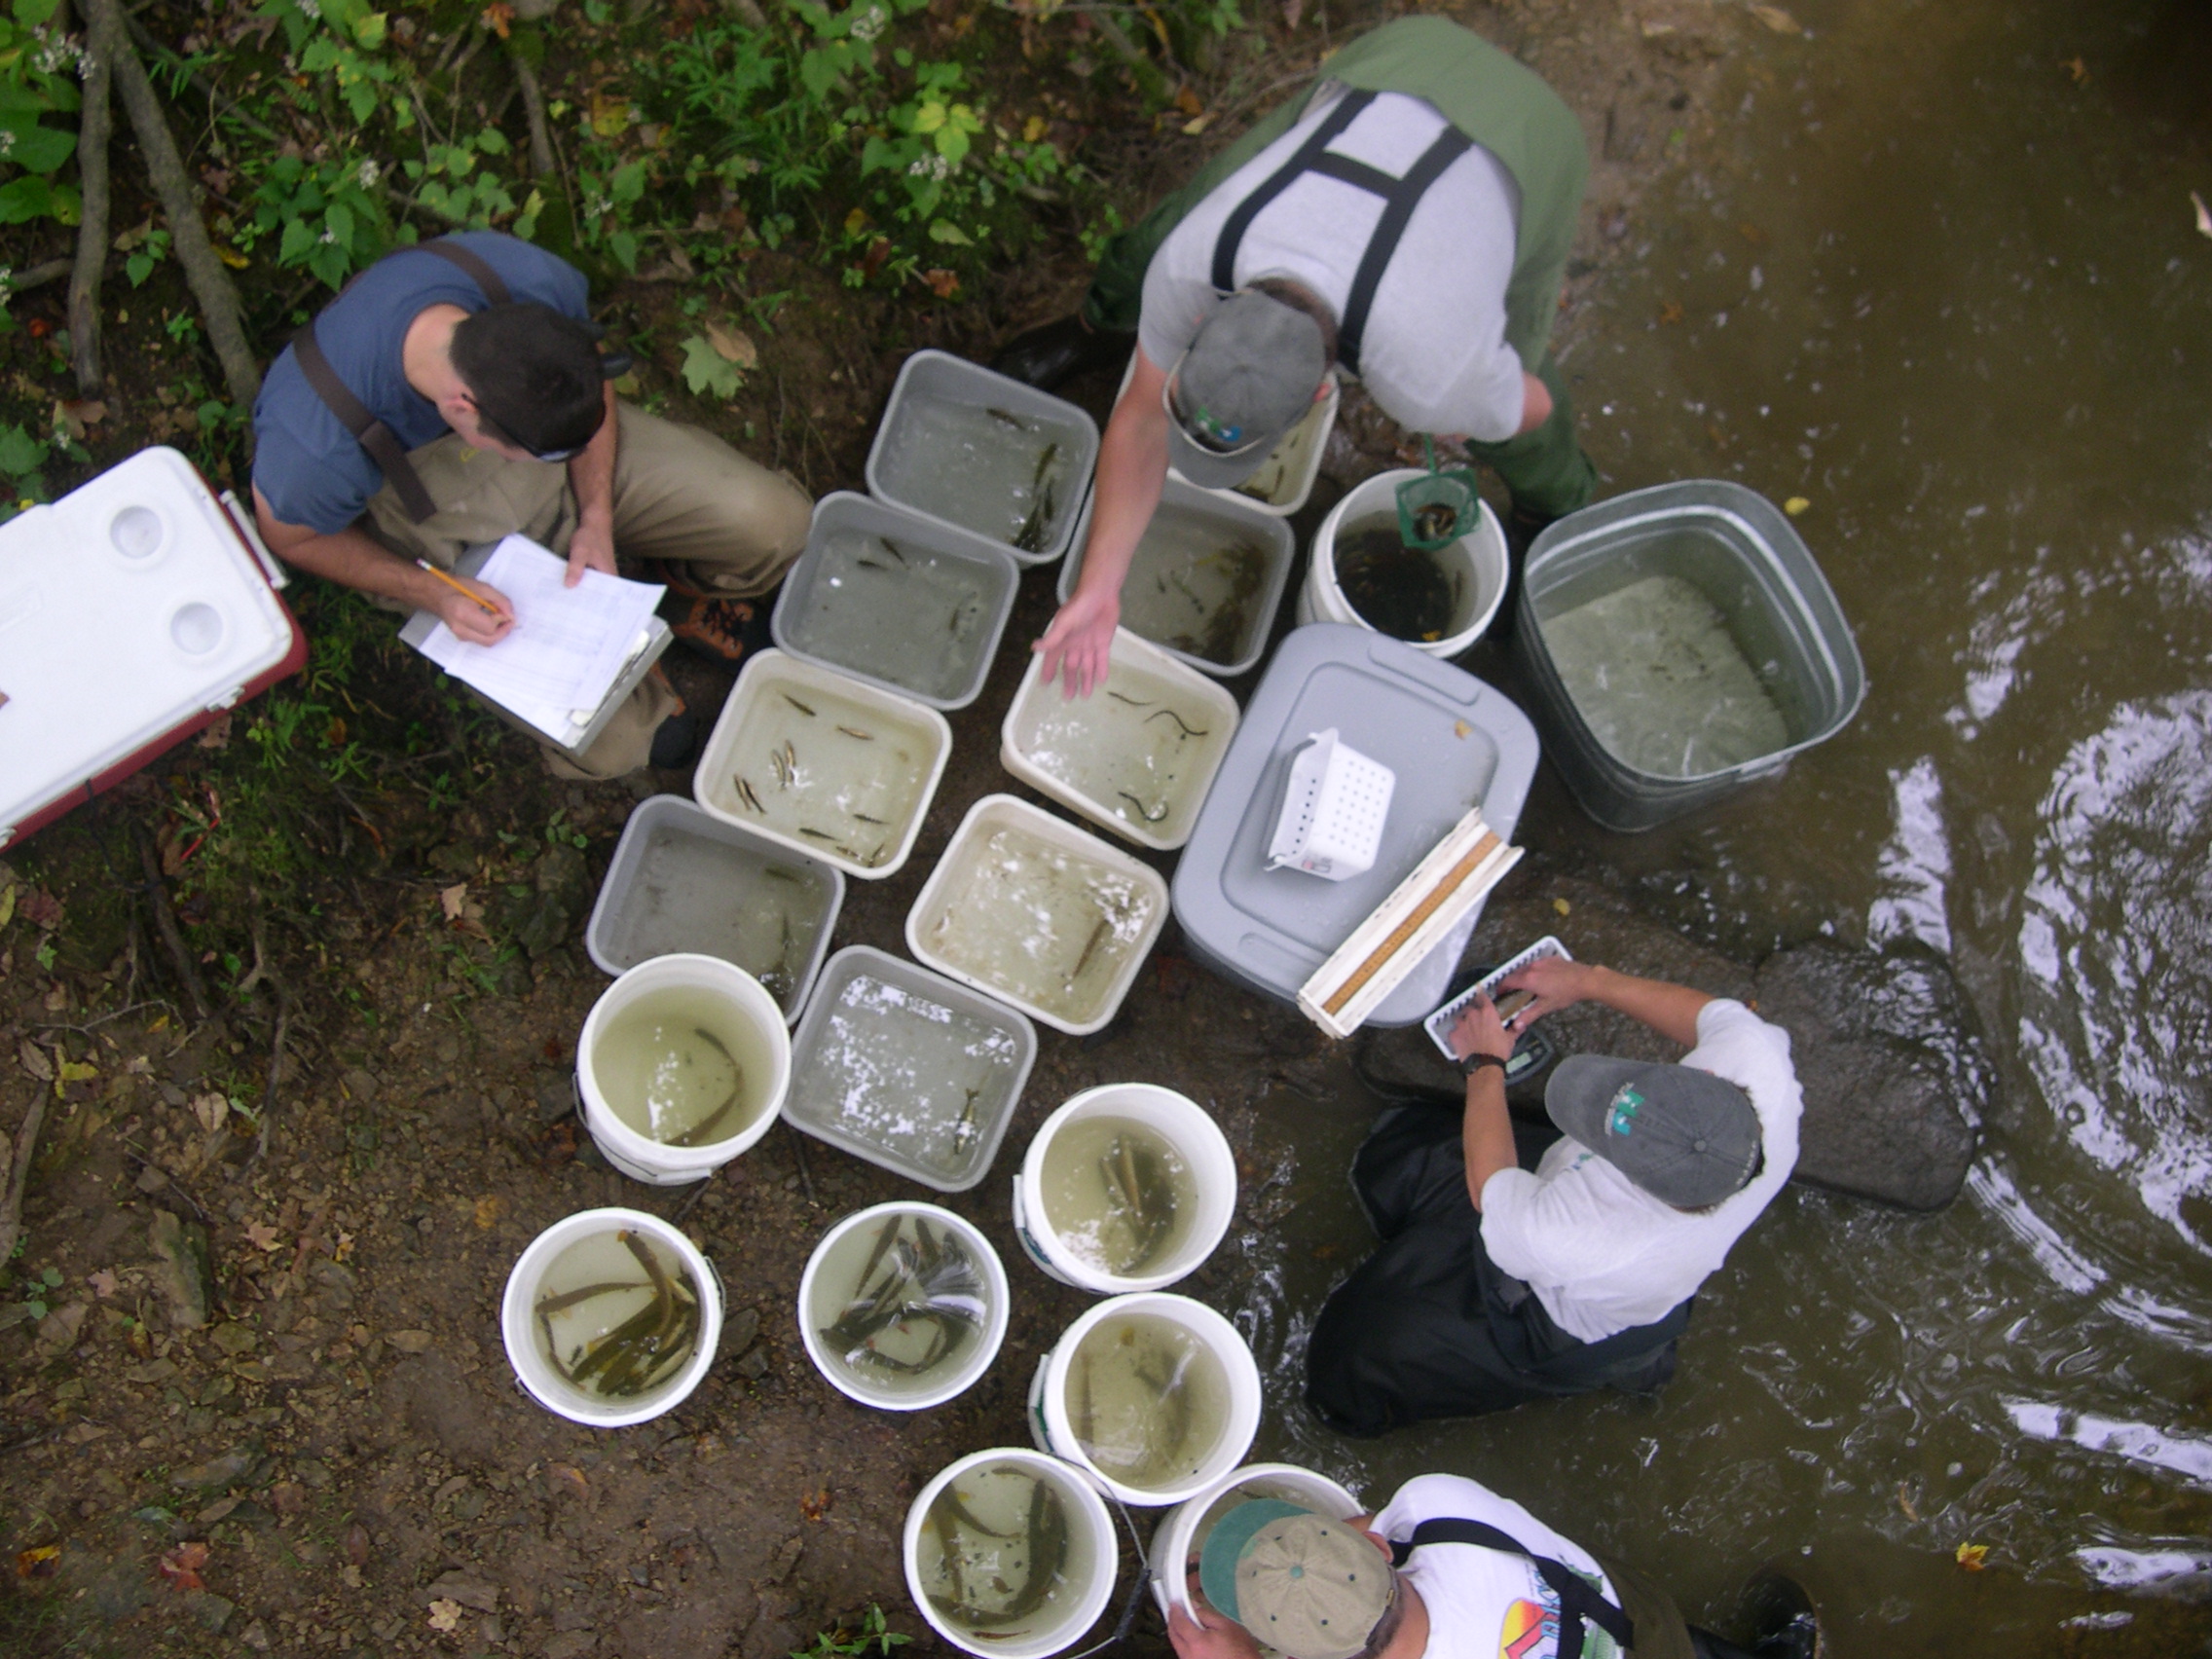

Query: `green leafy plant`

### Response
(790, 1604, 909, 1659)
(0, 0, 84, 229)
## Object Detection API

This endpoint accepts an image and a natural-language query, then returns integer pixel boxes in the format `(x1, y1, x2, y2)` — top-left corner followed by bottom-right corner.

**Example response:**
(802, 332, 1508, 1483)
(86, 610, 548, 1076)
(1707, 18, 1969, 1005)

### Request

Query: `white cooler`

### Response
(0, 446, 306, 848)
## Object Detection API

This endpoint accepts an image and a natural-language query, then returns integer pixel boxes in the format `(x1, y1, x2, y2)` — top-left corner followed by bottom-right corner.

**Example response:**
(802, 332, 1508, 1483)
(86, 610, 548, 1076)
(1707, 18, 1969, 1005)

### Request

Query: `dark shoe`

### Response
(1505, 504, 1556, 562)
(648, 710, 698, 770)
(1743, 1572, 1822, 1659)
(989, 314, 1133, 391)
(669, 595, 772, 665)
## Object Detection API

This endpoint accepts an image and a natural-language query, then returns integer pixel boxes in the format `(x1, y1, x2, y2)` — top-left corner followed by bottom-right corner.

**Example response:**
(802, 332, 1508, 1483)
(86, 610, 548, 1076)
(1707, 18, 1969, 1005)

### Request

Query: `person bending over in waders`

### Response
(1305, 955, 1802, 1438)
(250, 230, 813, 779)
(1164, 1479, 1822, 1659)
(991, 16, 1599, 695)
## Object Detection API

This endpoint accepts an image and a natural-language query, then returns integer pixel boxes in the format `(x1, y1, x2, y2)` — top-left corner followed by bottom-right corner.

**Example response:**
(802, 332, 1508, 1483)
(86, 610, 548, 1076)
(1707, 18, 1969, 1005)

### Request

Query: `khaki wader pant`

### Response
(1083, 17, 1598, 520)
(365, 402, 812, 778)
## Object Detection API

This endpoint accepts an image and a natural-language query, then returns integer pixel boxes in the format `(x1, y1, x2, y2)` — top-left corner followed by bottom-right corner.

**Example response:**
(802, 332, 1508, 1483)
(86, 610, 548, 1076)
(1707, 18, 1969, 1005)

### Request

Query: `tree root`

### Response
(83, 0, 261, 409)
(69, 30, 113, 398)
(134, 824, 213, 1024)
(0, 1095, 49, 1272)
(508, 45, 557, 180)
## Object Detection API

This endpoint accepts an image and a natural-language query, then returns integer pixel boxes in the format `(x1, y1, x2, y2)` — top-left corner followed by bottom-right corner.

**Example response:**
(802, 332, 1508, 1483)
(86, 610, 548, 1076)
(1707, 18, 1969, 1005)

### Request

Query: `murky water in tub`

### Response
(611, 828, 831, 1006)
(718, 679, 933, 866)
(1542, 572, 1793, 777)
(1066, 1310, 1231, 1491)
(808, 1209, 987, 1396)
(591, 985, 776, 1147)
(531, 1228, 701, 1401)
(1041, 1116, 1196, 1277)
(786, 971, 1023, 1180)
(876, 401, 1084, 553)
(1017, 660, 1228, 841)
(917, 1463, 1093, 1640)
(918, 824, 1158, 1022)
(790, 529, 999, 701)
(1115, 506, 1273, 666)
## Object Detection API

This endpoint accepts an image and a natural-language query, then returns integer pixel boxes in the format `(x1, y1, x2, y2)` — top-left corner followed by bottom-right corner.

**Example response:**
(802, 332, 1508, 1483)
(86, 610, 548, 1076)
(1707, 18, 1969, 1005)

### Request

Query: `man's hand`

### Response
(1167, 1584, 1261, 1659)
(566, 517, 617, 587)
(1496, 956, 1598, 1030)
(436, 576, 516, 645)
(1033, 587, 1120, 697)
(1448, 990, 1516, 1064)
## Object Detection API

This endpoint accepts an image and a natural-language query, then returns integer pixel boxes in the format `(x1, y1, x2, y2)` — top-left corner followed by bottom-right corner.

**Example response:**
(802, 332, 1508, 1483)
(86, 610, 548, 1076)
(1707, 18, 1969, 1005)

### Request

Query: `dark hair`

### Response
(1350, 1576, 1408, 1659)
(448, 301, 608, 456)
(1251, 276, 1340, 368)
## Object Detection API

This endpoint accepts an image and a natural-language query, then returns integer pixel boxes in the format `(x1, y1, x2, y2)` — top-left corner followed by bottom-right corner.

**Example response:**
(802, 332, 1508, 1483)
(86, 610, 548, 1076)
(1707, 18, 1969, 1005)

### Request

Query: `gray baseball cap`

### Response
(1162, 289, 1329, 489)
(1545, 1055, 1762, 1208)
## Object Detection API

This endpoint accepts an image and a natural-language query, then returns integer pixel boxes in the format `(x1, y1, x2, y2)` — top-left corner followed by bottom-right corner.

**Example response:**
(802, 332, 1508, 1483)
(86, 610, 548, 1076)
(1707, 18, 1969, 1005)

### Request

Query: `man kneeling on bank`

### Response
(1166, 1477, 1818, 1659)
(1307, 958, 1802, 1437)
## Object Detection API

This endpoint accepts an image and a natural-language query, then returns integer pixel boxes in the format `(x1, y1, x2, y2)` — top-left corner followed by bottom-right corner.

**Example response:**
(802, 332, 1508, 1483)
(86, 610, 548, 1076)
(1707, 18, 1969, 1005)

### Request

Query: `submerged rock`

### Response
(1353, 876, 1984, 1210)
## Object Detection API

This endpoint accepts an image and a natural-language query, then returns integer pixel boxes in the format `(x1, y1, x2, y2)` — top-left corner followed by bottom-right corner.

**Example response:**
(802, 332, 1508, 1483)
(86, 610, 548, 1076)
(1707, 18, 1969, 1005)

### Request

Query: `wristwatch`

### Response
(1459, 1052, 1508, 1078)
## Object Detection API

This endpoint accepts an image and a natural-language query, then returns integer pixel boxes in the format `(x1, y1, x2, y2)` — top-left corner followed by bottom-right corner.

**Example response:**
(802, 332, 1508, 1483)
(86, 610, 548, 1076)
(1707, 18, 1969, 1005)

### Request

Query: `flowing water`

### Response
(588, 985, 776, 1147)
(530, 1228, 701, 1401)
(1038, 1115, 1197, 1277)
(915, 1462, 1093, 1641)
(1064, 1309, 1233, 1492)
(1215, 2, 2212, 1650)
(874, 400, 1086, 554)
(781, 527, 1002, 703)
(1011, 658, 1232, 843)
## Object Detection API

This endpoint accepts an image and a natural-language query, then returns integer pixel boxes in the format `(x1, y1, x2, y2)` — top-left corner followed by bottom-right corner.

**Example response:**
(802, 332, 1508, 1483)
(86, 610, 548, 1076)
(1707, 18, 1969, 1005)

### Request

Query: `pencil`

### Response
(416, 559, 503, 617)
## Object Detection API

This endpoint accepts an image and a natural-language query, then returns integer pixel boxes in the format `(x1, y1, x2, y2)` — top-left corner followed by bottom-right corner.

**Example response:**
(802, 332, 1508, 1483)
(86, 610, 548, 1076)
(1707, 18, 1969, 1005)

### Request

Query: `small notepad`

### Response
(414, 535, 665, 743)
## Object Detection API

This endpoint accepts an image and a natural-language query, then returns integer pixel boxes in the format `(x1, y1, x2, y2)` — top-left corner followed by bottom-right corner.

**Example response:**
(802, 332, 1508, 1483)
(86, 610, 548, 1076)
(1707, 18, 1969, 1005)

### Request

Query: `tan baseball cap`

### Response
(1198, 1501, 1393, 1659)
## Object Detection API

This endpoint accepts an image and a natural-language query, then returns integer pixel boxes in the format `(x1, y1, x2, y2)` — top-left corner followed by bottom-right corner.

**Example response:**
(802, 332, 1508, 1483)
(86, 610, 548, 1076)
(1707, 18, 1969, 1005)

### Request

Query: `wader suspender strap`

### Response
(1389, 1519, 1635, 1659)
(1209, 89, 1476, 376)
(288, 240, 516, 525)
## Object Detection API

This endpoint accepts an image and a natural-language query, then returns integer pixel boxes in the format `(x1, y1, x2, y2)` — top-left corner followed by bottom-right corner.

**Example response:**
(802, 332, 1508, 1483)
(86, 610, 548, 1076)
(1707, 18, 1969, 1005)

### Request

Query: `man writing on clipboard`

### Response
(250, 231, 812, 777)
(993, 17, 1601, 694)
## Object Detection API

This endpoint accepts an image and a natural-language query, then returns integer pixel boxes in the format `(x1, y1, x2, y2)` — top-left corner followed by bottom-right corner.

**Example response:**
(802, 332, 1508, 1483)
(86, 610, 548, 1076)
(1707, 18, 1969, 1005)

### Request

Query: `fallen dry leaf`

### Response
(479, 2, 513, 39)
(1785, 496, 1812, 516)
(1552, 898, 1572, 917)
(548, 1463, 589, 1501)
(157, 1541, 209, 1593)
(1955, 1541, 1989, 1571)
(18, 887, 61, 929)
(87, 1269, 118, 1299)
(15, 1544, 58, 1579)
(1896, 1482, 1919, 1522)
(1172, 85, 1203, 118)
(344, 1522, 372, 1568)
(2061, 55, 2088, 86)
(800, 1487, 833, 1522)
(269, 1482, 307, 1518)
(439, 883, 468, 924)
(923, 268, 960, 300)
(427, 1598, 464, 1632)
(1749, 3, 1802, 35)
(17, 1041, 53, 1083)
(243, 1221, 283, 1252)
(704, 320, 757, 369)
(472, 1195, 506, 1230)
(1658, 300, 1685, 325)
(190, 1092, 230, 1135)
(61, 397, 106, 427)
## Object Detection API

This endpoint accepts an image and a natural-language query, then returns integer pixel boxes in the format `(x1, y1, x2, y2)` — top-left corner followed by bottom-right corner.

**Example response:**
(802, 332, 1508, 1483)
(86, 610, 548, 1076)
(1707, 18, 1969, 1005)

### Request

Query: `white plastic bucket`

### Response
(575, 952, 792, 1185)
(903, 1447, 1119, 1658)
(1296, 469, 1509, 655)
(1013, 1085, 1237, 1293)
(499, 1206, 724, 1428)
(1145, 1463, 1362, 1622)
(798, 1201, 1011, 1411)
(1026, 1292, 1262, 1506)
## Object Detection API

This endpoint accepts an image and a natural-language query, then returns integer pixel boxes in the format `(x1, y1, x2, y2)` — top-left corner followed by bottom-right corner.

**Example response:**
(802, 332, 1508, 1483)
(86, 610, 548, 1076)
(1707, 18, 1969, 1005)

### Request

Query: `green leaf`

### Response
(608, 229, 639, 274)
(679, 334, 744, 399)
(324, 201, 354, 248)
(344, 80, 378, 124)
(0, 174, 51, 224)
(14, 0, 60, 26)
(38, 1267, 59, 1287)
(609, 161, 646, 203)
(474, 127, 509, 157)
(351, 8, 387, 48)
(125, 250, 156, 286)
(934, 125, 968, 167)
(859, 134, 900, 176)
(798, 47, 838, 99)
(278, 215, 316, 264)
(927, 219, 972, 246)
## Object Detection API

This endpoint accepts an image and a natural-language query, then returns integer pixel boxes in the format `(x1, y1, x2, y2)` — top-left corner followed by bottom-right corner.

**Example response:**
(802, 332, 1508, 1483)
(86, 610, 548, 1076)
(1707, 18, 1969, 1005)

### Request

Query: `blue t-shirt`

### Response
(250, 232, 591, 534)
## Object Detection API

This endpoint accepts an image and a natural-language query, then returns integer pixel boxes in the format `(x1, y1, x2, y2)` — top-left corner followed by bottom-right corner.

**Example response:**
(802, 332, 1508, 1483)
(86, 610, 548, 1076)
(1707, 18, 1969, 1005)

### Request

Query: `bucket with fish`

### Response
(798, 1201, 1011, 1411)
(1013, 1084, 1236, 1294)
(500, 1207, 724, 1428)
(1027, 1291, 1262, 1506)
(575, 952, 792, 1185)
(904, 1447, 1119, 1658)
(1144, 1462, 1363, 1625)
(1297, 468, 1508, 656)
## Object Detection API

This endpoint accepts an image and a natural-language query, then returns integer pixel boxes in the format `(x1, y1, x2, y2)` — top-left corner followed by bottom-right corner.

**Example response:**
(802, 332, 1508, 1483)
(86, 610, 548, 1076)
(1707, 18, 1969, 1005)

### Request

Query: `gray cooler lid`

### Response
(1170, 624, 1539, 1027)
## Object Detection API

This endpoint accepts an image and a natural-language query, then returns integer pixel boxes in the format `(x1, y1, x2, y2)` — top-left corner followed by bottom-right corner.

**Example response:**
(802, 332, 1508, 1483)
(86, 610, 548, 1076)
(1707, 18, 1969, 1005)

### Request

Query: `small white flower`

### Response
(849, 4, 887, 42)
(356, 159, 383, 189)
(0, 131, 15, 157)
(296, 0, 322, 19)
(0, 267, 14, 293)
(906, 153, 949, 181)
(318, 228, 338, 244)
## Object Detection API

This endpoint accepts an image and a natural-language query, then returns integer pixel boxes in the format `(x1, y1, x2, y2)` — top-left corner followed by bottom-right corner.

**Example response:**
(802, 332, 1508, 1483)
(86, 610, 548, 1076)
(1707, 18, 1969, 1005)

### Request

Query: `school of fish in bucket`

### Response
(499, 346, 1838, 1658)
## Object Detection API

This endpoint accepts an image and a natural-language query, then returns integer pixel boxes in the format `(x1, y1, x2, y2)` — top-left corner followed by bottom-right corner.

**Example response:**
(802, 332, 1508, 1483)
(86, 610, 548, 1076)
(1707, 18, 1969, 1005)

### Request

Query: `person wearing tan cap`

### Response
(1165, 1479, 1820, 1659)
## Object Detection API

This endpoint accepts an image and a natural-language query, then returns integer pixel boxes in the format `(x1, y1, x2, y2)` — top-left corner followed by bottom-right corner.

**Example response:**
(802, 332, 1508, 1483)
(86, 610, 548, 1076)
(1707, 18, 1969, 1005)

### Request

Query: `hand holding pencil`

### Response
(418, 559, 516, 646)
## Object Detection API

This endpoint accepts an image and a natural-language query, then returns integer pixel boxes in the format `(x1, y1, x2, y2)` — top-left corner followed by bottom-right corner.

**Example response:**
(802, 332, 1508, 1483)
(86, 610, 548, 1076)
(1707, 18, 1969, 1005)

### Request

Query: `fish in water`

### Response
(1099, 1132, 1177, 1272)
(821, 1213, 985, 1377)
(538, 1230, 702, 1398)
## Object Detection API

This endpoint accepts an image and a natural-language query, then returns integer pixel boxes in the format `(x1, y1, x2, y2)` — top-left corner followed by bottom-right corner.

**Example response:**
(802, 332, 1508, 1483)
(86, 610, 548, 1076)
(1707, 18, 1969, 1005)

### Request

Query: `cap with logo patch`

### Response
(1162, 288, 1329, 490)
(1543, 1055, 1762, 1208)
(1196, 1501, 1392, 1659)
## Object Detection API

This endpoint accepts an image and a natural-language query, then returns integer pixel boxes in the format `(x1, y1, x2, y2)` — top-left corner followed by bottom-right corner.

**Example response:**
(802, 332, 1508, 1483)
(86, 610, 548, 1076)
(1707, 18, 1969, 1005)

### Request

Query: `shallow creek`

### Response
(1210, 2, 2212, 1651)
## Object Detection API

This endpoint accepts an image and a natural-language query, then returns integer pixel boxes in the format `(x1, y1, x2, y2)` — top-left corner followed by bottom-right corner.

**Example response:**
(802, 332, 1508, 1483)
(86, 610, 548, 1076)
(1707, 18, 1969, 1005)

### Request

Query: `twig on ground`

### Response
(68, 35, 111, 399)
(2, 258, 74, 295)
(670, 1177, 711, 1228)
(117, 1138, 214, 1225)
(783, 1121, 819, 1207)
(508, 45, 557, 179)
(31, 1000, 176, 1036)
(134, 825, 213, 1023)
(0, 1095, 51, 1271)
(84, 0, 261, 407)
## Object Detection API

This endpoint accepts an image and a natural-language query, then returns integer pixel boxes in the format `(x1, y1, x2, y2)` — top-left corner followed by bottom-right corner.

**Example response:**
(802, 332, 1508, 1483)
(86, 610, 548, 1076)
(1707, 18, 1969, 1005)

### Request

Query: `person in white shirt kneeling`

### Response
(1306, 958, 1802, 1438)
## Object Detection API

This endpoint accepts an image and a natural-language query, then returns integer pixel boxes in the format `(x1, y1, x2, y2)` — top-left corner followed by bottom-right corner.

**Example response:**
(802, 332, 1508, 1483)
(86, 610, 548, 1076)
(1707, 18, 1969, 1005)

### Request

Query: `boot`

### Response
(989, 314, 1133, 391)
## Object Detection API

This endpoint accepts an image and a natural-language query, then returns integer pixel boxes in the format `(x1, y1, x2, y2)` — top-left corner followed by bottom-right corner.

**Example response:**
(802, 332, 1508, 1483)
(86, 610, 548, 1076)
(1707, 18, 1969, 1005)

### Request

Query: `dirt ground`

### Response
(0, 1, 1772, 1653)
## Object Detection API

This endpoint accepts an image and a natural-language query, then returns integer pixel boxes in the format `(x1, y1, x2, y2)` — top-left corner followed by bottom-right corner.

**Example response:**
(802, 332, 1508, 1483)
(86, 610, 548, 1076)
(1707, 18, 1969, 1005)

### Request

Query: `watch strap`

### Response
(1460, 1051, 1509, 1078)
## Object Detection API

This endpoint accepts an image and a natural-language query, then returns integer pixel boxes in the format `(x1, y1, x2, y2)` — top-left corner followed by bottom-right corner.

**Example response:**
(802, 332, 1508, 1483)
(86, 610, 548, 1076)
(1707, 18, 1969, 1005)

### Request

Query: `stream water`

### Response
(1222, 1, 2212, 1651)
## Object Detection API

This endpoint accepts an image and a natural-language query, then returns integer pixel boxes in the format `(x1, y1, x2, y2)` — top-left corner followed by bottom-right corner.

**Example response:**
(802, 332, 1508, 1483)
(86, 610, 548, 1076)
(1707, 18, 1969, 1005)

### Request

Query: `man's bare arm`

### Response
(563, 384, 619, 585)
(252, 485, 513, 645)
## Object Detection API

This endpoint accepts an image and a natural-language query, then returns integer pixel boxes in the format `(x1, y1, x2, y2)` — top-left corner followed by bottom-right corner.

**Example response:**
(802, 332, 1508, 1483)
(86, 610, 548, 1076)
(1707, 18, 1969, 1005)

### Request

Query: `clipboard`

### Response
(398, 541, 672, 765)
